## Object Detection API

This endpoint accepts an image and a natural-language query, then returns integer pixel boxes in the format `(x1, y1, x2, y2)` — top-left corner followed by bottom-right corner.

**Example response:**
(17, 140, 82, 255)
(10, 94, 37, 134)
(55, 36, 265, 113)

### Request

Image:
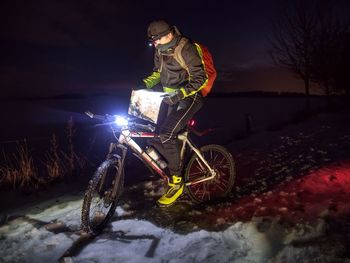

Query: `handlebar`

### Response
(85, 111, 106, 121)
(85, 111, 155, 132)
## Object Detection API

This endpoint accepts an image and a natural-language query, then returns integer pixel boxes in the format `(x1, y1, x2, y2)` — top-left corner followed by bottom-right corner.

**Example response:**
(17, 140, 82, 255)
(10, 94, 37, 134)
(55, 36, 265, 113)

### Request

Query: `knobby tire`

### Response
(81, 157, 124, 234)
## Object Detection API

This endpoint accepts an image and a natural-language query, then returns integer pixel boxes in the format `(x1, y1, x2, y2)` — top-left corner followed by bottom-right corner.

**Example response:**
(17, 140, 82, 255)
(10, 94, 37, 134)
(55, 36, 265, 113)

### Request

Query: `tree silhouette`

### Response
(270, 0, 318, 111)
(311, 1, 349, 105)
(270, 0, 350, 108)
(333, 32, 350, 100)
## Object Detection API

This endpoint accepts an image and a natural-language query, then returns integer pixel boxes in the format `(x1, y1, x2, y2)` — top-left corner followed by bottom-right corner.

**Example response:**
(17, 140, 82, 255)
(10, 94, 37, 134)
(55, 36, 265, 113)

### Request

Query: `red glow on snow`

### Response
(210, 161, 350, 224)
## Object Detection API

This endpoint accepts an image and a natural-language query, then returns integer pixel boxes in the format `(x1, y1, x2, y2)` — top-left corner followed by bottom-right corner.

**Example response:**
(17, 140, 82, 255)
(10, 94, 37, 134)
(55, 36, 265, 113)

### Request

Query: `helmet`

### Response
(147, 20, 174, 41)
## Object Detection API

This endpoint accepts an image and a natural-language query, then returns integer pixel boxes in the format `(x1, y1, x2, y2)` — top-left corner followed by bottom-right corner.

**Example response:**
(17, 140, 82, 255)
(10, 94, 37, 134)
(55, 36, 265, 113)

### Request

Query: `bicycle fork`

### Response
(102, 142, 127, 199)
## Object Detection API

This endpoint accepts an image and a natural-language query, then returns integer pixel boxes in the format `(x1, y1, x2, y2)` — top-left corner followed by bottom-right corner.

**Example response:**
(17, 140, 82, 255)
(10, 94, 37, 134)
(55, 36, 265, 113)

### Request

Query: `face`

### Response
(152, 32, 174, 47)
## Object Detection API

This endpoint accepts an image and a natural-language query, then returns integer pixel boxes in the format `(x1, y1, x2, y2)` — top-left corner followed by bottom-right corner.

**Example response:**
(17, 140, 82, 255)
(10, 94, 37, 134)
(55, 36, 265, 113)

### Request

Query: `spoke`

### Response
(214, 178, 230, 192)
(193, 184, 210, 201)
(209, 150, 213, 162)
(213, 154, 219, 163)
(218, 177, 229, 185)
(200, 189, 207, 200)
(200, 183, 211, 200)
(90, 204, 103, 218)
(210, 150, 218, 164)
(217, 156, 227, 166)
(90, 197, 103, 212)
(213, 181, 226, 192)
(195, 157, 206, 171)
(189, 170, 206, 177)
(191, 182, 215, 201)
(204, 185, 211, 200)
(194, 187, 203, 196)
(209, 152, 223, 166)
(220, 163, 231, 169)
(89, 194, 110, 219)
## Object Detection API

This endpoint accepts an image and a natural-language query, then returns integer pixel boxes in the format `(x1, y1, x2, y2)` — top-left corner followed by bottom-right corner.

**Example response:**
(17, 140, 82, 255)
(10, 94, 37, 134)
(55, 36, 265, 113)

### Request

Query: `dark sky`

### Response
(1, 0, 349, 98)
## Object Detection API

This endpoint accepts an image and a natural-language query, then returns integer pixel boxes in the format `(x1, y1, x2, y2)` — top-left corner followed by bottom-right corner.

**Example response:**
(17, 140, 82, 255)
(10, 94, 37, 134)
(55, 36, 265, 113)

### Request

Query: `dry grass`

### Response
(0, 140, 42, 190)
(45, 133, 63, 181)
(65, 116, 77, 175)
(0, 117, 89, 191)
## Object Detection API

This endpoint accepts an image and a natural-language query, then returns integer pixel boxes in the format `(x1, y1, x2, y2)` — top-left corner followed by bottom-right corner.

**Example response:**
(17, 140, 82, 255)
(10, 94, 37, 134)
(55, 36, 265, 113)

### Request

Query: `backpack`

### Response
(173, 37, 217, 97)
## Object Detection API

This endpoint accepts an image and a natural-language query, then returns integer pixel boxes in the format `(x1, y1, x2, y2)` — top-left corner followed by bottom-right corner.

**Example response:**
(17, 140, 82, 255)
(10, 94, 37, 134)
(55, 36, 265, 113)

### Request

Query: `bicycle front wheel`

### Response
(81, 157, 124, 234)
(184, 144, 235, 203)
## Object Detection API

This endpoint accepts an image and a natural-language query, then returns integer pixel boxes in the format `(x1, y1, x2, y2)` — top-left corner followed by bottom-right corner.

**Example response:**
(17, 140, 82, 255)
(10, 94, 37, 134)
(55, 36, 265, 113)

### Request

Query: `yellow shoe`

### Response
(157, 175, 184, 207)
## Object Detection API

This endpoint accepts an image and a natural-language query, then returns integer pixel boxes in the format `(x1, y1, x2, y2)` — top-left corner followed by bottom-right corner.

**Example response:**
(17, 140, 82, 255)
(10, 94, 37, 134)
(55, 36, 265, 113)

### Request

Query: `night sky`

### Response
(1, 0, 349, 98)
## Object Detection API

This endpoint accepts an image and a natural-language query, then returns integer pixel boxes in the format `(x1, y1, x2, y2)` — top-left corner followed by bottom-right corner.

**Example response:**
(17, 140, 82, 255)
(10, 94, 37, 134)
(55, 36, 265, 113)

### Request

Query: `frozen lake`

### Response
(0, 95, 328, 165)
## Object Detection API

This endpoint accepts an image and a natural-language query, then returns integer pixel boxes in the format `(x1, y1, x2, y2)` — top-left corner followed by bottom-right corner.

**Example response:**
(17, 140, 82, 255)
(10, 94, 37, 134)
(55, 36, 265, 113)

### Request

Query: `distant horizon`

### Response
(1, 66, 328, 100)
(0, 65, 325, 99)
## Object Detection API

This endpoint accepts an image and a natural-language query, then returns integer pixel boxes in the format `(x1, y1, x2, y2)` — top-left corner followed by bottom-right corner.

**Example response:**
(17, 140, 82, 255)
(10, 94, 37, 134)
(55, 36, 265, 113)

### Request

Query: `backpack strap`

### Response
(158, 37, 189, 74)
(158, 49, 163, 73)
(173, 37, 189, 74)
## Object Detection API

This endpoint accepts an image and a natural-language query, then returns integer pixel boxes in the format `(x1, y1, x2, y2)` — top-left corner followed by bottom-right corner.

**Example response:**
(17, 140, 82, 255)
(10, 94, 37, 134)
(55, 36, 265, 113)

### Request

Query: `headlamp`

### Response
(148, 26, 174, 42)
(114, 116, 128, 126)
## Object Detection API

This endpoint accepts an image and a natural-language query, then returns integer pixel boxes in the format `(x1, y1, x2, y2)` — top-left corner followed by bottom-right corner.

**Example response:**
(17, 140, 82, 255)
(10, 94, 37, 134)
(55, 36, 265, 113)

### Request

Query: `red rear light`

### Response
(188, 119, 196, 127)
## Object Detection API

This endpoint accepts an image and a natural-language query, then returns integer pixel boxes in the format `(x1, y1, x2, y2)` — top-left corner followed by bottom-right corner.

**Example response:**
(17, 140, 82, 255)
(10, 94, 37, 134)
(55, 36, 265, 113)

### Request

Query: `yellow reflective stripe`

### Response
(195, 43, 203, 57)
(163, 87, 176, 93)
(143, 71, 161, 88)
(180, 87, 187, 97)
(182, 77, 208, 97)
(178, 44, 209, 98)
(163, 87, 186, 98)
(189, 43, 209, 97)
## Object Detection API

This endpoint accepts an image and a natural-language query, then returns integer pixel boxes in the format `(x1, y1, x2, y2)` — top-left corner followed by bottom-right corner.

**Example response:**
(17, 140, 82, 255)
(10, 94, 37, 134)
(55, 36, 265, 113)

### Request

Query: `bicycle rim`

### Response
(185, 144, 235, 203)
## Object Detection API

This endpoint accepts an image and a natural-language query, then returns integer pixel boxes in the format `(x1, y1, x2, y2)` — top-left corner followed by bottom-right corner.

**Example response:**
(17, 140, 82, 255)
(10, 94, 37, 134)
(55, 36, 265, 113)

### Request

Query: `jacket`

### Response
(143, 36, 208, 97)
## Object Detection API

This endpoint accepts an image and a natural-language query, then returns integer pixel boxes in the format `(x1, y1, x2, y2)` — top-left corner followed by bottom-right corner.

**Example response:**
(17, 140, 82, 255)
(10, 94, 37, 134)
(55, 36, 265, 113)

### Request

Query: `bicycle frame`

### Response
(85, 110, 218, 193)
(113, 127, 217, 187)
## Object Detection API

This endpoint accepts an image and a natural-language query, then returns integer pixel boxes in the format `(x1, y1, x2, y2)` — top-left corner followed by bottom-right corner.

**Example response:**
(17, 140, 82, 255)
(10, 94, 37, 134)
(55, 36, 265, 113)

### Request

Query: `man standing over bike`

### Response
(138, 20, 208, 207)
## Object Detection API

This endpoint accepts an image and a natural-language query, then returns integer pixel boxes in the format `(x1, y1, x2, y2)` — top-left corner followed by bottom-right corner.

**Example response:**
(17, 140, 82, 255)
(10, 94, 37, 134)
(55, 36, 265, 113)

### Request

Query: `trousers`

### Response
(156, 92, 203, 176)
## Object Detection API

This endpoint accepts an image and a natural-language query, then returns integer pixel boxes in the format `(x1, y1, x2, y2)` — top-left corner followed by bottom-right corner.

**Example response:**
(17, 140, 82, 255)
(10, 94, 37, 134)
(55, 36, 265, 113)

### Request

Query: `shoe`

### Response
(157, 175, 184, 207)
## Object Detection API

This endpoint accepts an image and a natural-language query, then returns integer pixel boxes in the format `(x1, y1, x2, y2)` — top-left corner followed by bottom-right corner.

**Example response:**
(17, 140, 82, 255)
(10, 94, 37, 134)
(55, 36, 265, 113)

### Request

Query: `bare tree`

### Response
(311, 0, 348, 105)
(270, 0, 318, 111)
(333, 32, 350, 100)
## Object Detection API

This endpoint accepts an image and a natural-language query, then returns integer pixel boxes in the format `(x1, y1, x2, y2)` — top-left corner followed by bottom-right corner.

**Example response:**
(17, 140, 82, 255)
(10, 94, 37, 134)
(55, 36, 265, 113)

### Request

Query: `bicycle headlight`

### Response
(114, 116, 128, 126)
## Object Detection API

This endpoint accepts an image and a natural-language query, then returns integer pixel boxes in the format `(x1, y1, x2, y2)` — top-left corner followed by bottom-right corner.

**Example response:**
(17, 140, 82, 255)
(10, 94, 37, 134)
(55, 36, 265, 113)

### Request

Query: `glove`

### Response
(161, 91, 184, 105)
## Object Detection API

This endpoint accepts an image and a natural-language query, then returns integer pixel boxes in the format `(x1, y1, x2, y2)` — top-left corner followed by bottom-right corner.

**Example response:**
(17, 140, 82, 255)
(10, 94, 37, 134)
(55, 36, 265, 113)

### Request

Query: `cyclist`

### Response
(138, 20, 208, 207)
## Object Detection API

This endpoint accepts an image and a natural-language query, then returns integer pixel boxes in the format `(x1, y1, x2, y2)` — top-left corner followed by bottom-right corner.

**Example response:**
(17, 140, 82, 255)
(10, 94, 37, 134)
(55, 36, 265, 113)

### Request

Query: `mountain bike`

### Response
(81, 111, 235, 234)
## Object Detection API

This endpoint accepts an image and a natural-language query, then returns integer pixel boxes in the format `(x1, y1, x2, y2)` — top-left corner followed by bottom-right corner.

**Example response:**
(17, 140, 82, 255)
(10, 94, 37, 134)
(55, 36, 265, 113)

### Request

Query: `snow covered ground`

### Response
(1, 107, 350, 263)
(1, 191, 349, 263)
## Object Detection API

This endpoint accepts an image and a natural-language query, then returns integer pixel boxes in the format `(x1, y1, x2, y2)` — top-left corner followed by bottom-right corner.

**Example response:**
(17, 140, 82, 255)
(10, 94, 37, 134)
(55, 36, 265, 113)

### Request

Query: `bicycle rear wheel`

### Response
(81, 157, 124, 234)
(184, 144, 235, 203)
